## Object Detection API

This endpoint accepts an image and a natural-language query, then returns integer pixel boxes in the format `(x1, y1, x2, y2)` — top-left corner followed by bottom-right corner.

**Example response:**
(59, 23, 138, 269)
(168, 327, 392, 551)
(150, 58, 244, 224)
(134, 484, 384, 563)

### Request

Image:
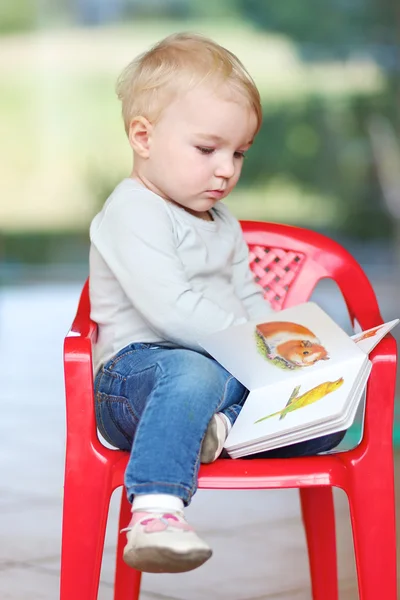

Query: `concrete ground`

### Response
(0, 282, 398, 599)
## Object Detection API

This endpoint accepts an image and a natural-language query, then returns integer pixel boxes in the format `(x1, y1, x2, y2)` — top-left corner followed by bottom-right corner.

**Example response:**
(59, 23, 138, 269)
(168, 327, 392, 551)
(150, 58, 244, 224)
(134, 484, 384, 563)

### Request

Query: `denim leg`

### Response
(218, 397, 248, 425)
(94, 344, 247, 505)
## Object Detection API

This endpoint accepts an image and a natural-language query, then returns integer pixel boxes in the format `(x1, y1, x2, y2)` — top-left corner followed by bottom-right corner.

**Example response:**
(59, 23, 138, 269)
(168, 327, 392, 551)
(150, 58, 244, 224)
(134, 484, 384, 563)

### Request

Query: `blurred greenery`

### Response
(233, 0, 400, 238)
(242, 92, 395, 238)
(235, 0, 399, 58)
(0, 0, 38, 34)
(1, 0, 400, 264)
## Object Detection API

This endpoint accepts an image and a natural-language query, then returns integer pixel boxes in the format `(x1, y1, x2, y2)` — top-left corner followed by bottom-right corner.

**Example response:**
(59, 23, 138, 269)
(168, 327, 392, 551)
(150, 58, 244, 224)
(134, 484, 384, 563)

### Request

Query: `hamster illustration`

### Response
(256, 321, 329, 369)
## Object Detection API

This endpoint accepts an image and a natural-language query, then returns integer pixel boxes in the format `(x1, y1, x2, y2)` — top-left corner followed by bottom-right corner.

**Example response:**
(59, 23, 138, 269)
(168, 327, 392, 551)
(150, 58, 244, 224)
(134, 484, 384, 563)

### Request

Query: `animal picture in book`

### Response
(353, 325, 384, 343)
(255, 378, 344, 423)
(255, 321, 330, 370)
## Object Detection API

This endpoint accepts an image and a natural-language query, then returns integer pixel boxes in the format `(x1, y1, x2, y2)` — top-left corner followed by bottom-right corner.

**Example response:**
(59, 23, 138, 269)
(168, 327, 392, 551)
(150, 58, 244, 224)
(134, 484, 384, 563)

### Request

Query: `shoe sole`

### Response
(123, 545, 212, 573)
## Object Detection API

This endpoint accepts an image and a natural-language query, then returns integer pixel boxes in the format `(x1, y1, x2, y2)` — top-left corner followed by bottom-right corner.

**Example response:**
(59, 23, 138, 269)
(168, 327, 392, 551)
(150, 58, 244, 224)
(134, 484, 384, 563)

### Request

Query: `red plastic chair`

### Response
(61, 221, 397, 600)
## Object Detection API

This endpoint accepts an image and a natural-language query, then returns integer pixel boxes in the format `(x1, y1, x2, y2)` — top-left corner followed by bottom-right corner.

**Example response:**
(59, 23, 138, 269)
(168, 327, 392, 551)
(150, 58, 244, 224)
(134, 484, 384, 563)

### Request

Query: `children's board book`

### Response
(198, 302, 398, 458)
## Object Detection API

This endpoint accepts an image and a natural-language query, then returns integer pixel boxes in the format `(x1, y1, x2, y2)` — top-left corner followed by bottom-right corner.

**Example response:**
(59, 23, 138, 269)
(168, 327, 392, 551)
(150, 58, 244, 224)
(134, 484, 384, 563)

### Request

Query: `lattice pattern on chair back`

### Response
(248, 244, 307, 310)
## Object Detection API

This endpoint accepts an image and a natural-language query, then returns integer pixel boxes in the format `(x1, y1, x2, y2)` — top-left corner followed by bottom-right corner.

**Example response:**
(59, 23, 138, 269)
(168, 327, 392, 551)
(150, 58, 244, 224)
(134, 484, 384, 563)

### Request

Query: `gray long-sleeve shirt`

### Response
(89, 179, 273, 373)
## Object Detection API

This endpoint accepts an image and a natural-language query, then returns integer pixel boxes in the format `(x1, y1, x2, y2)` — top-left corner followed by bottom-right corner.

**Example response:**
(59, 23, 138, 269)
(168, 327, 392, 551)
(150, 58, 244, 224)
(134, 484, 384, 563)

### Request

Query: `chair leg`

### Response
(346, 472, 397, 600)
(60, 461, 112, 600)
(299, 487, 338, 600)
(114, 488, 142, 600)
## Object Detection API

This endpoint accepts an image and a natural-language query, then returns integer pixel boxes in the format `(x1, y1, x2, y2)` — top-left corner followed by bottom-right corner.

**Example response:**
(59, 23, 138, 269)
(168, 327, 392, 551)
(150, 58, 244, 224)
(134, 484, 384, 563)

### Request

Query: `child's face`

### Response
(134, 84, 258, 218)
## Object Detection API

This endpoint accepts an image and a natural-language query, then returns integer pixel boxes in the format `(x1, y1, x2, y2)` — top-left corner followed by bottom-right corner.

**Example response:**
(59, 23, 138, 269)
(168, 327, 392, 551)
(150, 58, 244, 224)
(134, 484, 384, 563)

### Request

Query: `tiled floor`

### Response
(0, 283, 398, 599)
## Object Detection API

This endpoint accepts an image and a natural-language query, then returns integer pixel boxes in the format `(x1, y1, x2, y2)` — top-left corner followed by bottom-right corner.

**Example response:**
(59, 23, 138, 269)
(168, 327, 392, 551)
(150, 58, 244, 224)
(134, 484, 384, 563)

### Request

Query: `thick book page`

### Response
(198, 302, 366, 391)
(351, 319, 399, 354)
(224, 354, 367, 453)
(227, 359, 372, 458)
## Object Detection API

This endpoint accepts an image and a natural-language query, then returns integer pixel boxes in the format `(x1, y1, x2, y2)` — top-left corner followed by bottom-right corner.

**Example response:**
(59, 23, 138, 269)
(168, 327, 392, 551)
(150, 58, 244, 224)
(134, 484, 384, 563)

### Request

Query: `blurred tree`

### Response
(235, 0, 400, 239)
(0, 0, 38, 34)
(236, 1, 398, 60)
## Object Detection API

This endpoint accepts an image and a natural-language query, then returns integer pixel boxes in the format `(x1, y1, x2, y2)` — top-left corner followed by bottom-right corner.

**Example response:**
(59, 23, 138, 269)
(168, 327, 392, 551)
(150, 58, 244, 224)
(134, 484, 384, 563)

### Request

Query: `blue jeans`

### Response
(94, 344, 346, 505)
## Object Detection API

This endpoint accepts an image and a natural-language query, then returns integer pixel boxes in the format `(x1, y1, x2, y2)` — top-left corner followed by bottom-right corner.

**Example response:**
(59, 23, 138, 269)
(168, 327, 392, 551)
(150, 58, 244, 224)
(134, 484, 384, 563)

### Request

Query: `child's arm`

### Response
(90, 194, 246, 351)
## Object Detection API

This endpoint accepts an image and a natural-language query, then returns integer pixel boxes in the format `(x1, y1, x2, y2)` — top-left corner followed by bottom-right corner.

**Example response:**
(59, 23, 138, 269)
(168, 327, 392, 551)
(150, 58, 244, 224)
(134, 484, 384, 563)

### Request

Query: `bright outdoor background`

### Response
(1, 5, 399, 599)
(1, 1, 399, 429)
(2, 0, 400, 262)
(1, 6, 399, 598)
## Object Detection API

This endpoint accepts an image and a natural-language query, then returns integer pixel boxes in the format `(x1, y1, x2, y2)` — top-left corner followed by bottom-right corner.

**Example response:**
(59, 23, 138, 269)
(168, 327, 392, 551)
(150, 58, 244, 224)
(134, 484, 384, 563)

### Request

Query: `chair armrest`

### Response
(63, 330, 99, 446)
(361, 334, 397, 453)
(63, 277, 101, 447)
(67, 316, 98, 344)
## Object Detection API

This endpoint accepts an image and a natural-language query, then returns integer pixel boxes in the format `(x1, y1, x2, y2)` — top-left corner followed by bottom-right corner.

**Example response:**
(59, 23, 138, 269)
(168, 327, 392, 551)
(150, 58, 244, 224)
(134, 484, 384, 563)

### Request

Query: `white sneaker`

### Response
(200, 413, 229, 463)
(122, 511, 212, 573)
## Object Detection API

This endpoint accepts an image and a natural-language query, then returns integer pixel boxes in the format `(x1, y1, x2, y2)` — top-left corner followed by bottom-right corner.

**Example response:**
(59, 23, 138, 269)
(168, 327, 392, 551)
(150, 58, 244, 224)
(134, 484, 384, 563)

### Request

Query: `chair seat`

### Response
(102, 444, 348, 489)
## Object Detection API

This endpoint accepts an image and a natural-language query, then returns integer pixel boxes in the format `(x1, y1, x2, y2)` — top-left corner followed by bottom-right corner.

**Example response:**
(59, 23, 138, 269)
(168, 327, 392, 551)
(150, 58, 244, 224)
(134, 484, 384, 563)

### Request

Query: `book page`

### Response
(351, 319, 399, 354)
(198, 302, 366, 391)
(229, 361, 371, 458)
(224, 354, 367, 452)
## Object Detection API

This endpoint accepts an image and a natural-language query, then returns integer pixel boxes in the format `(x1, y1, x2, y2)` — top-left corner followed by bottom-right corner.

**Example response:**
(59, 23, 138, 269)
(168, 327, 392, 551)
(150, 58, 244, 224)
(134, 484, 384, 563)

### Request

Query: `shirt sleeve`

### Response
(229, 215, 275, 320)
(90, 193, 247, 351)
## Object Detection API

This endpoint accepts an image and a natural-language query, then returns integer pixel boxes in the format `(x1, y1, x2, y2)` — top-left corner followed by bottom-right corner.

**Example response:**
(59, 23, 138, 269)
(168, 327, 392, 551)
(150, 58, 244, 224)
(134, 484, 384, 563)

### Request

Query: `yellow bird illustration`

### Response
(255, 378, 344, 423)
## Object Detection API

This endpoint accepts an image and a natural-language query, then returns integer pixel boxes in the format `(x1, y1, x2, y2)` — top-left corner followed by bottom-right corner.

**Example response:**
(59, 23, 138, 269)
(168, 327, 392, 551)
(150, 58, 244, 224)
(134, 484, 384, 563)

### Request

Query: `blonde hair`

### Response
(116, 32, 262, 135)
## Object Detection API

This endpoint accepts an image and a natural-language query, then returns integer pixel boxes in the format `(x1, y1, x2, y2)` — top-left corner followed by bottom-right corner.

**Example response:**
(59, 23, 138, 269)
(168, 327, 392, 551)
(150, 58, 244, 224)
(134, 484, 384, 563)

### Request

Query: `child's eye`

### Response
(196, 146, 214, 155)
(234, 151, 246, 159)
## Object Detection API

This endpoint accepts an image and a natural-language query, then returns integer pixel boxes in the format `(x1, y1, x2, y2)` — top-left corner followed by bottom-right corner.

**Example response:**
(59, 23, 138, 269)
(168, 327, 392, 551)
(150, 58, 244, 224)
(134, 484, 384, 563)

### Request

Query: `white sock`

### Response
(131, 493, 184, 514)
(206, 413, 232, 462)
(217, 412, 232, 436)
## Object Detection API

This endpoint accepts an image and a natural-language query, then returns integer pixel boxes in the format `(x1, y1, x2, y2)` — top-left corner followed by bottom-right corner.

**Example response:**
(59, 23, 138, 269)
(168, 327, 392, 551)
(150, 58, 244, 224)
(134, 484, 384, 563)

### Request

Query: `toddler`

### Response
(90, 32, 345, 575)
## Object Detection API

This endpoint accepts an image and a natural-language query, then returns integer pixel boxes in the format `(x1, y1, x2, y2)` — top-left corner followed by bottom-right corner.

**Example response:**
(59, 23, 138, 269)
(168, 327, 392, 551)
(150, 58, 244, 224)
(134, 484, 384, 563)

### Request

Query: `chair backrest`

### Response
(65, 220, 393, 456)
(241, 221, 381, 326)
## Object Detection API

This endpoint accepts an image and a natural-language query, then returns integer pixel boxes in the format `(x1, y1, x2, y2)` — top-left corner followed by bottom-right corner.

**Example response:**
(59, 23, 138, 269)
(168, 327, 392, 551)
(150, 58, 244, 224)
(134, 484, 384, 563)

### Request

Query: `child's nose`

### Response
(215, 157, 235, 179)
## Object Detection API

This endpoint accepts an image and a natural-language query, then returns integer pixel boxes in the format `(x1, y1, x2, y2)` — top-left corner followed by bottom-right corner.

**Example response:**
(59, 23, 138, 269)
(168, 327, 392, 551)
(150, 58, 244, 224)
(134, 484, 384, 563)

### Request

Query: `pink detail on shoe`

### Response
(162, 514, 193, 532)
(143, 519, 167, 533)
(130, 512, 194, 534)
(129, 511, 149, 526)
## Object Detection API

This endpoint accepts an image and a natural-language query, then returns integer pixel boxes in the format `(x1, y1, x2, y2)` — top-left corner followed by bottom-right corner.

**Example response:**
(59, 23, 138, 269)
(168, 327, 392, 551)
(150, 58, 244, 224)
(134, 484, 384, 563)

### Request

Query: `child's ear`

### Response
(128, 116, 153, 157)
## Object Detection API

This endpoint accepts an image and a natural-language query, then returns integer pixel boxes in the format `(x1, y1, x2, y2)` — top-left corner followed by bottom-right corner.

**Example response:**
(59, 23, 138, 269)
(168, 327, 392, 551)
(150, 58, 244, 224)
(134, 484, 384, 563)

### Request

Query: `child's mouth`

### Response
(206, 190, 224, 199)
